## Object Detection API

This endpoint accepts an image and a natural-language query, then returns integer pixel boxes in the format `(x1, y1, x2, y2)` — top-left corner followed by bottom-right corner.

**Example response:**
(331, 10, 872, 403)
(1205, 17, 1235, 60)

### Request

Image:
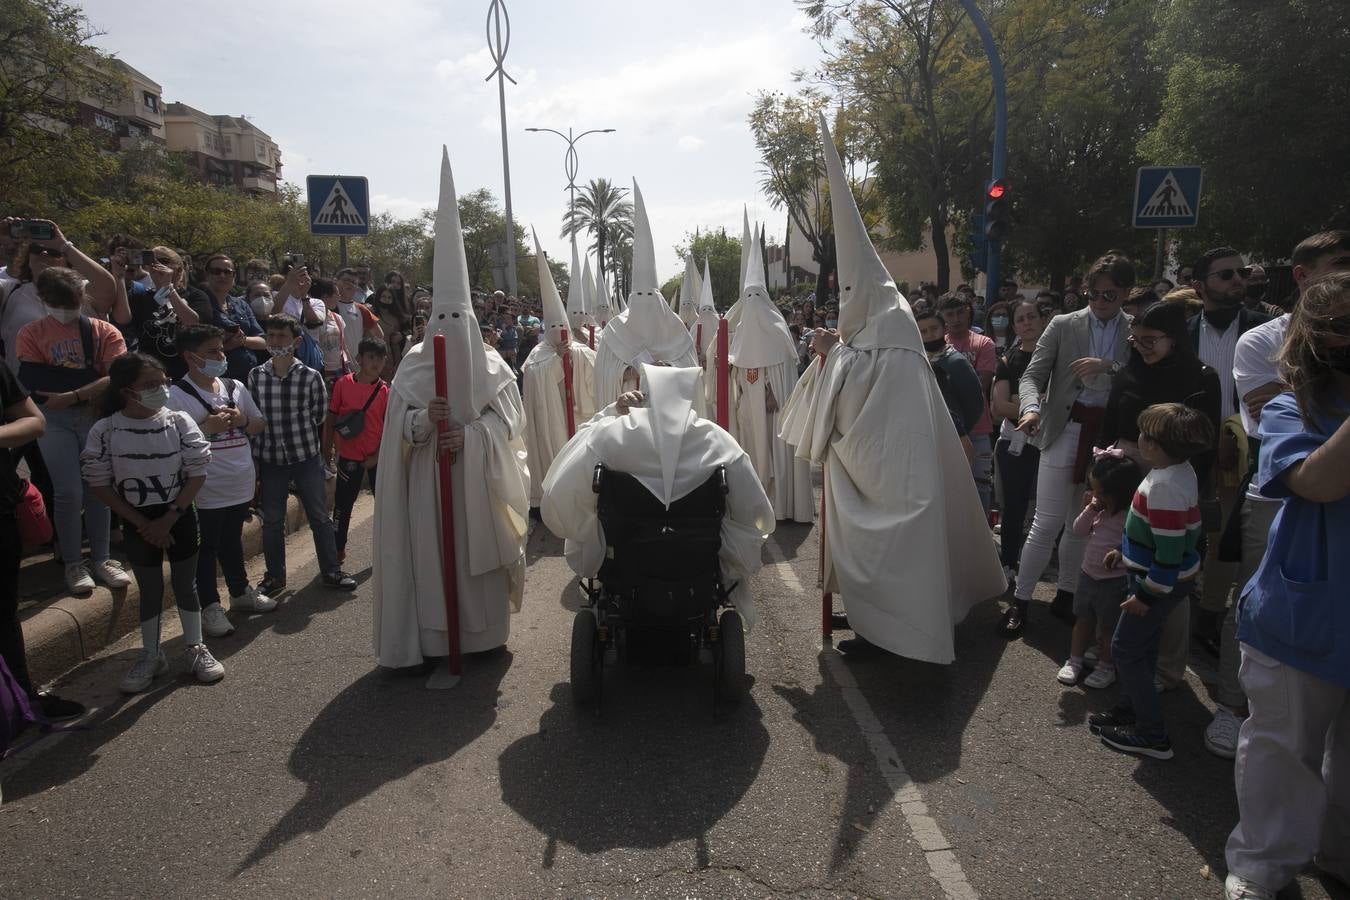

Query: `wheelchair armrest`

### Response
(718, 465, 728, 495)
(592, 462, 606, 494)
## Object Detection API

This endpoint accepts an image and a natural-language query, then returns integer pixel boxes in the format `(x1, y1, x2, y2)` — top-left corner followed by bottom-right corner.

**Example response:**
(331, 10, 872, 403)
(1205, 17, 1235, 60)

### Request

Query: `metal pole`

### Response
(960, 0, 1008, 296)
(525, 125, 616, 248)
(486, 0, 518, 296)
(1154, 228, 1167, 280)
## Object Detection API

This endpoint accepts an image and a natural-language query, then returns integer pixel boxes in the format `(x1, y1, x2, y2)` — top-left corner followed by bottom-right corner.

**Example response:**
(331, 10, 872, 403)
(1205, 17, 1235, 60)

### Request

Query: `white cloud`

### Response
(676, 135, 705, 152)
(370, 193, 433, 220)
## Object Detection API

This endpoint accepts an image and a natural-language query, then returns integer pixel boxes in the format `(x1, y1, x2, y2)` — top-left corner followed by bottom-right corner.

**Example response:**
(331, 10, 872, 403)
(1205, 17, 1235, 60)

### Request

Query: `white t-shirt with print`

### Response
(168, 377, 262, 509)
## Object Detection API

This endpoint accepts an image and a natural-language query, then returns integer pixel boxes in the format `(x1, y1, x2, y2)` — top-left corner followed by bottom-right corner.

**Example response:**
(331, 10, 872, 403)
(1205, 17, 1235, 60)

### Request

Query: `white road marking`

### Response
(765, 541, 979, 900)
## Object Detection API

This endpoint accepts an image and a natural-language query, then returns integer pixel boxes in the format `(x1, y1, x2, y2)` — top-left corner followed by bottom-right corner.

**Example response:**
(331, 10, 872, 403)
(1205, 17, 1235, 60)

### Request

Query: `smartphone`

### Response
(9, 220, 56, 241)
(123, 249, 152, 266)
(286, 253, 305, 268)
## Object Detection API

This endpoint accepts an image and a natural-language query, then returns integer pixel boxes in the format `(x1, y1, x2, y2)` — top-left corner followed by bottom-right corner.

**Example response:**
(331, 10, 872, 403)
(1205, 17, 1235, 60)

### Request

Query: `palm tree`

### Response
(561, 177, 632, 285)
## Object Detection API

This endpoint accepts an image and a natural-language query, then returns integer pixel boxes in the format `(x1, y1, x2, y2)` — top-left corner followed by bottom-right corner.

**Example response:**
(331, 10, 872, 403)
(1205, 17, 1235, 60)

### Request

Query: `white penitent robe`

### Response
(372, 365, 530, 666)
(541, 403, 774, 630)
(780, 343, 1006, 664)
(732, 361, 814, 523)
(592, 331, 701, 413)
(520, 341, 597, 506)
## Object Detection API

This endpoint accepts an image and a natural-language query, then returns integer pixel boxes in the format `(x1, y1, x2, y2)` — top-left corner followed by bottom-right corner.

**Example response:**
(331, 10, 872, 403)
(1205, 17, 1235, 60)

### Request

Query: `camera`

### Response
(285, 253, 305, 269)
(9, 220, 56, 241)
(122, 249, 152, 267)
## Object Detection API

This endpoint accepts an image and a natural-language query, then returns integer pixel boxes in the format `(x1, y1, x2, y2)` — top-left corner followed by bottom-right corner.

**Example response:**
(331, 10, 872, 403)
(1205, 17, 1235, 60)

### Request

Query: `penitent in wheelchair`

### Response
(569, 463, 748, 709)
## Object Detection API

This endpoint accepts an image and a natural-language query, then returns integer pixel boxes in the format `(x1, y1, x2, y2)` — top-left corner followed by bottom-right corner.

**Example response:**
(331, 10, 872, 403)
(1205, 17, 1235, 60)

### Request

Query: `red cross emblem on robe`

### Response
(746, 368, 759, 384)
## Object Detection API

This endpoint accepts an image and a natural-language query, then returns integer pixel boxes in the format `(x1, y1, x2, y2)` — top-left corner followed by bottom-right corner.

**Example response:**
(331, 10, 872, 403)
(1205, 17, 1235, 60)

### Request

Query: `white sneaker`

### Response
(202, 603, 235, 637)
(1056, 658, 1083, 685)
(119, 649, 168, 694)
(65, 562, 95, 595)
(1205, 706, 1243, 759)
(89, 559, 131, 589)
(1224, 873, 1275, 900)
(186, 644, 225, 683)
(1083, 664, 1116, 689)
(229, 586, 277, 613)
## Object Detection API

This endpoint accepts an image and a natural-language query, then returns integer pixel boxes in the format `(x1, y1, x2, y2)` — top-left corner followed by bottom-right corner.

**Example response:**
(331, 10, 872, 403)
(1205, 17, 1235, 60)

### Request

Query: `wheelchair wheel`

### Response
(716, 609, 748, 705)
(570, 609, 601, 705)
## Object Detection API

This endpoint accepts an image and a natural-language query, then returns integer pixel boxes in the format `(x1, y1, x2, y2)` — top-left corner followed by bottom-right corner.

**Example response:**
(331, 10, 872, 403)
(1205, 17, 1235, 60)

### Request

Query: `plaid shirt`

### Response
(247, 358, 327, 466)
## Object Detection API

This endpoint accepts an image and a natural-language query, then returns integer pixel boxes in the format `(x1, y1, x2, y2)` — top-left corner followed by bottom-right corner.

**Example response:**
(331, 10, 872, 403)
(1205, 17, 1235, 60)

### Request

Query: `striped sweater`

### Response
(1121, 462, 1202, 601)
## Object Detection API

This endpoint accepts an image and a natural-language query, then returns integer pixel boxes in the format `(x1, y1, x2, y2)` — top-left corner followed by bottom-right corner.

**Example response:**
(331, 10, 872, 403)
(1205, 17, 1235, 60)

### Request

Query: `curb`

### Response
(20, 482, 344, 688)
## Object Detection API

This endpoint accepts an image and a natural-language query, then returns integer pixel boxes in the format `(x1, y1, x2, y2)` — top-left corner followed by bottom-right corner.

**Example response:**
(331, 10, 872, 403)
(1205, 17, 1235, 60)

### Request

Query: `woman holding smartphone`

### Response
(200, 254, 267, 379)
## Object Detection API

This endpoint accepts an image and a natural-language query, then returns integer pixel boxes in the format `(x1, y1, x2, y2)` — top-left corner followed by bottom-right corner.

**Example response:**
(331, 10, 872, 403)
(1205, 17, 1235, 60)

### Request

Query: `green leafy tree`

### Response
(561, 178, 633, 285)
(669, 229, 743, 310)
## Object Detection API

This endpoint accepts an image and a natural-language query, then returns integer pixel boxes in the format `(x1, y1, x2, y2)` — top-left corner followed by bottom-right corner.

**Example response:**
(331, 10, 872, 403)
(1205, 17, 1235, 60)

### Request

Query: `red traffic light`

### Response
(987, 180, 1008, 200)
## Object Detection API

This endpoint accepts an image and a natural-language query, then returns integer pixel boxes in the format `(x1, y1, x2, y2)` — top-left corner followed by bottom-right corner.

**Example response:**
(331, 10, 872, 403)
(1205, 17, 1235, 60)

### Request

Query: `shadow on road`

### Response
(497, 675, 769, 865)
(235, 649, 513, 875)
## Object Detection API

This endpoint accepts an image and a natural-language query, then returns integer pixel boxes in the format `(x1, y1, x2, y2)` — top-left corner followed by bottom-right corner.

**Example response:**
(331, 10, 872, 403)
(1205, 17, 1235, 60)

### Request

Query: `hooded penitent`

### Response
(723, 207, 752, 334)
(591, 179, 698, 409)
(566, 234, 592, 335)
(541, 363, 774, 628)
(777, 115, 1006, 665)
(727, 224, 813, 522)
(591, 254, 613, 328)
(678, 253, 700, 328)
(580, 254, 597, 333)
(520, 229, 597, 506)
(373, 145, 530, 668)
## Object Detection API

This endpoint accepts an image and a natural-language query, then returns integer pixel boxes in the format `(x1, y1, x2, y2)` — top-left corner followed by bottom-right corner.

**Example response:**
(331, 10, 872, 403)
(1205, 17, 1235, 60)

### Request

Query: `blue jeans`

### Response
(259, 455, 339, 581)
(37, 406, 110, 565)
(970, 432, 994, 515)
(995, 438, 1040, 569)
(196, 502, 251, 605)
(1111, 574, 1194, 738)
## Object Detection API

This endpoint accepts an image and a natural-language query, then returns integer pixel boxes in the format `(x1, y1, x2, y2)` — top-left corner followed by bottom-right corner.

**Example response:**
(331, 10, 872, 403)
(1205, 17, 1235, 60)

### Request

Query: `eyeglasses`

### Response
(1128, 333, 1166, 350)
(207, 267, 235, 277)
(1206, 266, 1252, 282)
(1086, 289, 1121, 302)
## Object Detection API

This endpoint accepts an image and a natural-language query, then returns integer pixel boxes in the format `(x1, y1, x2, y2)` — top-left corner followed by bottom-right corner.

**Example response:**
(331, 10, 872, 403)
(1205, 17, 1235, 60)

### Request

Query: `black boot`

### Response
(1050, 590, 1076, 624)
(998, 599, 1029, 637)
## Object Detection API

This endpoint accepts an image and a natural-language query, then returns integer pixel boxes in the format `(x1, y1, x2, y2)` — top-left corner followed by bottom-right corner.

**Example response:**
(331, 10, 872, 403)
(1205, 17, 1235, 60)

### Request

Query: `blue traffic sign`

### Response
(307, 175, 370, 236)
(1133, 166, 1202, 229)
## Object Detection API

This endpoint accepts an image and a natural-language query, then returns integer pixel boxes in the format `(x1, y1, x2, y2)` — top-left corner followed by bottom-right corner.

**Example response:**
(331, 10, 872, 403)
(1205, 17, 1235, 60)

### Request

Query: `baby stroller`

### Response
(570, 462, 748, 708)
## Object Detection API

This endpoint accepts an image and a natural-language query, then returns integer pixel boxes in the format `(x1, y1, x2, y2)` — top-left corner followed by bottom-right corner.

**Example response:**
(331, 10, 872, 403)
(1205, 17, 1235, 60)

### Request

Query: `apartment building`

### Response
(71, 58, 166, 148)
(162, 102, 282, 195)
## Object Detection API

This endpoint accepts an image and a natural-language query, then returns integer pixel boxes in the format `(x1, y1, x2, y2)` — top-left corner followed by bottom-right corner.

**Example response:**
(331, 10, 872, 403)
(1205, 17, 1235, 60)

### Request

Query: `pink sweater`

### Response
(1072, 505, 1128, 581)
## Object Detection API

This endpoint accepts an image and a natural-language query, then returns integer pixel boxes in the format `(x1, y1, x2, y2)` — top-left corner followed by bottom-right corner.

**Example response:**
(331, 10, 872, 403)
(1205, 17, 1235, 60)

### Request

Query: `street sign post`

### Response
(307, 175, 370, 237)
(1133, 165, 1202, 278)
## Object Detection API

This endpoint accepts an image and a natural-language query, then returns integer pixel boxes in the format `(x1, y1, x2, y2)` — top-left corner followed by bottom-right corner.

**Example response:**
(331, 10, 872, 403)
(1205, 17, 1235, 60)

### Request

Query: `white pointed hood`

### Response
(819, 113, 922, 352)
(729, 221, 797, 369)
(739, 208, 752, 292)
(595, 179, 694, 367)
(595, 261, 618, 318)
(591, 254, 612, 326)
(640, 363, 699, 508)
(392, 146, 512, 420)
(694, 257, 720, 354)
(566, 234, 590, 331)
(678, 253, 700, 326)
(532, 229, 570, 351)
(580, 254, 595, 323)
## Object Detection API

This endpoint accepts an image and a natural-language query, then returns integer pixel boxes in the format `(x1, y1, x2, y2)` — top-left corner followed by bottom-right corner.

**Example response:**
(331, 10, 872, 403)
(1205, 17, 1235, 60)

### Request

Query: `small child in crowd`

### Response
(1057, 448, 1143, 689)
(324, 337, 389, 563)
(81, 353, 225, 693)
(1091, 402, 1214, 760)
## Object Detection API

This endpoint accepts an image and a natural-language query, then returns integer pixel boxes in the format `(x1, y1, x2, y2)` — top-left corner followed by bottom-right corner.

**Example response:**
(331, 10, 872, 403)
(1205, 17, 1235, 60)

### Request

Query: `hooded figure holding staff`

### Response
(779, 116, 1005, 664)
(372, 147, 529, 673)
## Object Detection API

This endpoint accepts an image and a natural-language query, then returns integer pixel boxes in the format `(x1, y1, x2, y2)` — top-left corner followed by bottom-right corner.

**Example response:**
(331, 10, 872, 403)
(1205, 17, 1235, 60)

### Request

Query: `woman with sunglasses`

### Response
(126, 246, 211, 379)
(200, 254, 267, 379)
(0, 218, 117, 375)
(1222, 271, 1350, 900)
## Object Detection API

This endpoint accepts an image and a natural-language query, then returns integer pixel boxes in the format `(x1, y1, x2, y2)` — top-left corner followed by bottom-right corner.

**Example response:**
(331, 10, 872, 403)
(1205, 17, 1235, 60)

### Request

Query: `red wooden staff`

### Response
(715, 318, 729, 431)
(587, 325, 595, 350)
(818, 350, 832, 640)
(559, 329, 576, 438)
(433, 335, 462, 677)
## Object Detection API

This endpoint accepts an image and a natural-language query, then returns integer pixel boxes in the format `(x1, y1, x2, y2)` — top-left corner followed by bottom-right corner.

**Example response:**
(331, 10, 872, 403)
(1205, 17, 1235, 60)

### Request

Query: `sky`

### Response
(79, 0, 824, 286)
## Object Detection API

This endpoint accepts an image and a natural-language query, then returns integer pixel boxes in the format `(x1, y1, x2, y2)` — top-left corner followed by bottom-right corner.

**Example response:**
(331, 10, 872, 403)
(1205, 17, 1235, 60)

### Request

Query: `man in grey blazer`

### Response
(999, 253, 1136, 636)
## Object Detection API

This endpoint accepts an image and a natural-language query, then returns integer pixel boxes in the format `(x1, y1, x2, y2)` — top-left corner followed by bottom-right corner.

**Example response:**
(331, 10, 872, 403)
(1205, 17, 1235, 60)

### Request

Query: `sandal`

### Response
(998, 600, 1028, 637)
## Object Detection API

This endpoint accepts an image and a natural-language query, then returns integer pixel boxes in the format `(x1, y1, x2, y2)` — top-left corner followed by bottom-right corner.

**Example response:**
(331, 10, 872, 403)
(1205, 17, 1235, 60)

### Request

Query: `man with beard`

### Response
(1183, 248, 1270, 674)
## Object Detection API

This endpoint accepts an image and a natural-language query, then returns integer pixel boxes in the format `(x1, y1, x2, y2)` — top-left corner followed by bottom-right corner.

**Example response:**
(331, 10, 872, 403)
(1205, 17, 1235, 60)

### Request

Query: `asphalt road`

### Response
(2, 496, 1345, 900)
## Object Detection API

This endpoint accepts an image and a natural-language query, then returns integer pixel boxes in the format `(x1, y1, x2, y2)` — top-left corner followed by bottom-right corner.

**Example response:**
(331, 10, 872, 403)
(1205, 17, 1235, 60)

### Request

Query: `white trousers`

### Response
(1014, 422, 1087, 601)
(1226, 643, 1350, 890)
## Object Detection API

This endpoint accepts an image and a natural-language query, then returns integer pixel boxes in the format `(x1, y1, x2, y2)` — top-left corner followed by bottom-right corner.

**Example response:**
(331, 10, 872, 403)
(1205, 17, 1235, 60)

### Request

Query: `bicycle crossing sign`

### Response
(1133, 166, 1202, 229)
(307, 175, 370, 236)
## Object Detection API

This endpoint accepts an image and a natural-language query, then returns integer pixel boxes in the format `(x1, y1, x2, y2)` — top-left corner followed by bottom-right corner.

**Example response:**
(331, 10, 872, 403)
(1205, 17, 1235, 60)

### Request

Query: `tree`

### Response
(749, 90, 830, 276)
(561, 178, 633, 285)
(1141, 0, 1350, 264)
(671, 229, 743, 310)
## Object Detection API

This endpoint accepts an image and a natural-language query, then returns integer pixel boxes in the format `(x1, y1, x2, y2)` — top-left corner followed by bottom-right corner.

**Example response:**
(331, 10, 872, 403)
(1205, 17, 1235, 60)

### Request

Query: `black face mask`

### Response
(1325, 344, 1350, 373)
(923, 337, 947, 353)
(1246, 283, 1268, 301)
(1204, 305, 1240, 331)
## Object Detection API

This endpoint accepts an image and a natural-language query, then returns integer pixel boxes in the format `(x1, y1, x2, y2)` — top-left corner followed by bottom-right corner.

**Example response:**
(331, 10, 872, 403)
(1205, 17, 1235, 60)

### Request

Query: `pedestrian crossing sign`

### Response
(1133, 166, 1202, 229)
(307, 175, 370, 236)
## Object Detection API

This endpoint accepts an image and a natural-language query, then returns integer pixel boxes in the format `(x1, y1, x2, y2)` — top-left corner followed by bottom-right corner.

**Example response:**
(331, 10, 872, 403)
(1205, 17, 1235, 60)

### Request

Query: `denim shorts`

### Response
(1073, 572, 1127, 621)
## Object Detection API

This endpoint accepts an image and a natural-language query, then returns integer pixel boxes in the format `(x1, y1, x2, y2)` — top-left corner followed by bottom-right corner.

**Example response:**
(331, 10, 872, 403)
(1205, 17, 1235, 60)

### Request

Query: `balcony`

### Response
(241, 176, 277, 194)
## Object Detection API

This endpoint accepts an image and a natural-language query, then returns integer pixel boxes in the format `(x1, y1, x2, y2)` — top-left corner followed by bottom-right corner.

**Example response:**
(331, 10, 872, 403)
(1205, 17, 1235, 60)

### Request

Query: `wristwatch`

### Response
(1108, 360, 1123, 376)
(170, 503, 189, 516)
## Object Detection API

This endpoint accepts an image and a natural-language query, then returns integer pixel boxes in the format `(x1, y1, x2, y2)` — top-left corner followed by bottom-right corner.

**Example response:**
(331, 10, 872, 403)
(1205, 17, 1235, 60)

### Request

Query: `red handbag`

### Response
(16, 478, 52, 550)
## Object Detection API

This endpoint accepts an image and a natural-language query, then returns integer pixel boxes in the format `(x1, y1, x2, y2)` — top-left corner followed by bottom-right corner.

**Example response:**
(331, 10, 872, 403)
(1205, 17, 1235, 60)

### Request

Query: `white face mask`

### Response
(267, 345, 294, 359)
(45, 304, 80, 324)
(136, 385, 170, 412)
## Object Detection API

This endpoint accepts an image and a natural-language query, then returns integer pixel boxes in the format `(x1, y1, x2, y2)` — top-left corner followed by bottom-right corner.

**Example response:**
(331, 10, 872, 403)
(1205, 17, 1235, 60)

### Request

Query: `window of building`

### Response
(127, 122, 148, 140)
(223, 136, 233, 154)
(94, 112, 118, 133)
(255, 140, 265, 160)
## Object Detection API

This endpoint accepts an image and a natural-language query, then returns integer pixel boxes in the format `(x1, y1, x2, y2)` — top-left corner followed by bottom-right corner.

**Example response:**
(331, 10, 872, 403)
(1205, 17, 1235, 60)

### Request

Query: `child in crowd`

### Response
(1091, 402, 1214, 759)
(324, 337, 389, 562)
(81, 353, 225, 693)
(1057, 449, 1143, 689)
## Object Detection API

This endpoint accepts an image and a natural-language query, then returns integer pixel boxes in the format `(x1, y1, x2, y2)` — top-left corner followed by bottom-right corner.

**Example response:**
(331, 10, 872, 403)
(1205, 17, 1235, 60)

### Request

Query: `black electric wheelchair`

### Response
(569, 462, 748, 708)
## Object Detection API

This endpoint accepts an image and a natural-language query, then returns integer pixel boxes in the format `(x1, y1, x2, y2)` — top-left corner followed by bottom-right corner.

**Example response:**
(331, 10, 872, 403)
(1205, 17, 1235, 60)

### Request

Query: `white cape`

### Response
(780, 342, 1006, 664)
(520, 341, 597, 506)
(733, 361, 814, 523)
(541, 404, 774, 629)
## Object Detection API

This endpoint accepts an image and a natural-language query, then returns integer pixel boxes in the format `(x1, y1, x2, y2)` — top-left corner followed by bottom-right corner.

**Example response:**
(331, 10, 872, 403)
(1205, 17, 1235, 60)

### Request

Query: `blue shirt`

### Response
(207, 294, 265, 380)
(1238, 391, 1350, 688)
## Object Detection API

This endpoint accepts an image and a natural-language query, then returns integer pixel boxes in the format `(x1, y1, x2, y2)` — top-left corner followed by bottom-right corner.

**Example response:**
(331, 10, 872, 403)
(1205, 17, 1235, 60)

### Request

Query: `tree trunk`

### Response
(930, 210, 950, 292)
(814, 232, 835, 304)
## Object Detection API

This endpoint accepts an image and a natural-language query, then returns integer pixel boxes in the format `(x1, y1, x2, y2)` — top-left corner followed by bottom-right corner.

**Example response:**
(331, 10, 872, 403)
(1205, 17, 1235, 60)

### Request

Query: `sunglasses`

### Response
(1085, 289, 1121, 302)
(32, 247, 64, 259)
(1206, 266, 1252, 282)
(207, 267, 235, 277)
(1128, 333, 1167, 350)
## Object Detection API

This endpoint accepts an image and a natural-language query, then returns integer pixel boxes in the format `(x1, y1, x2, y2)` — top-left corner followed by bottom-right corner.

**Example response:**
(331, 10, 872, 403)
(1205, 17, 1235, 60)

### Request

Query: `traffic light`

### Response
(983, 179, 1011, 243)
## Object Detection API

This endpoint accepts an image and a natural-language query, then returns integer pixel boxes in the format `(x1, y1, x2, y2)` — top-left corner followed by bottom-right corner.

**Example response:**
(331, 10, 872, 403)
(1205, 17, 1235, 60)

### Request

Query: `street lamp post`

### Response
(485, 0, 518, 295)
(524, 126, 616, 228)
